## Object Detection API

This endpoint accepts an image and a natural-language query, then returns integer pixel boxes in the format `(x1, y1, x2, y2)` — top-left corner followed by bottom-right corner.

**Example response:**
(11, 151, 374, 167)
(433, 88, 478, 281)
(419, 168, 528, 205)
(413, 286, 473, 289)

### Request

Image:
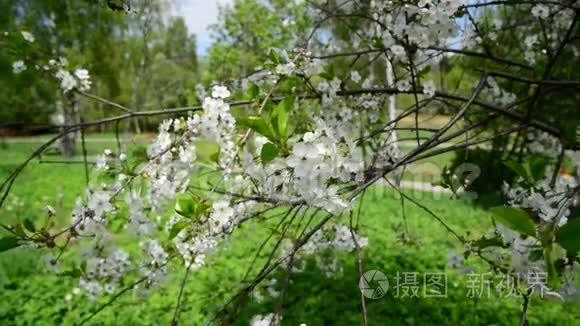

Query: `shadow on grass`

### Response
(231, 254, 576, 326)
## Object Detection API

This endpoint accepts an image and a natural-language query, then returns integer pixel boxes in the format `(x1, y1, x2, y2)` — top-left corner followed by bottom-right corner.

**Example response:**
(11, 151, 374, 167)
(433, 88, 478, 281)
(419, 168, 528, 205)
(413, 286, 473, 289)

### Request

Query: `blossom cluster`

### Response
(80, 250, 131, 298)
(482, 77, 517, 107)
(239, 118, 363, 213)
(503, 170, 577, 227)
(10, 32, 92, 93)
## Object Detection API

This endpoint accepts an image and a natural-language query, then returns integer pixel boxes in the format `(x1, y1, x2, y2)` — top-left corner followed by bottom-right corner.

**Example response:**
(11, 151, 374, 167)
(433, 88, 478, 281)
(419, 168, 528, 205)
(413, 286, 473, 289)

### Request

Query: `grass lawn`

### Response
(0, 135, 579, 325)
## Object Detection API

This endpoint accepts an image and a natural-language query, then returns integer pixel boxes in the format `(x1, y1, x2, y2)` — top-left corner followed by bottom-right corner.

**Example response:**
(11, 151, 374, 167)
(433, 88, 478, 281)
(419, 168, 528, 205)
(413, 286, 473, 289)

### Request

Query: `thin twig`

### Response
(519, 289, 533, 326)
(171, 262, 193, 326)
(349, 209, 368, 326)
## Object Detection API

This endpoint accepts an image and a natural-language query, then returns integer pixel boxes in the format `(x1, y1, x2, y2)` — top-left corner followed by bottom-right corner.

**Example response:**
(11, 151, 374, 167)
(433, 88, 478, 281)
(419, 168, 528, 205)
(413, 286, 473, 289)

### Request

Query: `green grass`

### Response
(0, 134, 149, 226)
(0, 135, 579, 325)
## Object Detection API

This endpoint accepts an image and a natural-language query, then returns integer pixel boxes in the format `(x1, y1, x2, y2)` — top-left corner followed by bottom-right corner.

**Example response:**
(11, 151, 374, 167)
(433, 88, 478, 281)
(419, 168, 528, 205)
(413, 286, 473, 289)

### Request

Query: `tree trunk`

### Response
(59, 94, 77, 157)
(386, 58, 401, 186)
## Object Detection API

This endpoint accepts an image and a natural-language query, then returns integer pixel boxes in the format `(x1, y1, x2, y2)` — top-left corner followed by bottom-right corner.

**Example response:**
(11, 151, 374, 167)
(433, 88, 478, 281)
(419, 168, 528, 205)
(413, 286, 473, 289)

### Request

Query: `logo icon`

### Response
(359, 270, 389, 299)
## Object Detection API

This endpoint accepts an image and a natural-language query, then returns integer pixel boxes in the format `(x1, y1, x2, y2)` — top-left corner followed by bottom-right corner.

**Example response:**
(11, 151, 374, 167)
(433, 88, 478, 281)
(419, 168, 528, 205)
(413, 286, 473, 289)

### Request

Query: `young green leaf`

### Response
(12, 224, 27, 237)
(23, 218, 35, 233)
(529, 156, 549, 181)
(210, 151, 220, 163)
(175, 195, 210, 221)
(275, 97, 293, 139)
(320, 64, 335, 80)
(195, 140, 220, 164)
(559, 120, 579, 146)
(175, 195, 196, 218)
(372, 36, 385, 49)
(60, 268, 82, 278)
(247, 83, 260, 99)
(544, 243, 558, 289)
(0, 237, 19, 253)
(261, 143, 279, 163)
(471, 235, 509, 250)
(130, 146, 149, 171)
(237, 116, 276, 141)
(503, 161, 534, 184)
(169, 221, 190, 240)
(267, 48, 282, 65)
(556, 217, 580, 254)
(283, 76, 301, 88)
(277, 109, 288, 139)
(491, 206, 536, 237)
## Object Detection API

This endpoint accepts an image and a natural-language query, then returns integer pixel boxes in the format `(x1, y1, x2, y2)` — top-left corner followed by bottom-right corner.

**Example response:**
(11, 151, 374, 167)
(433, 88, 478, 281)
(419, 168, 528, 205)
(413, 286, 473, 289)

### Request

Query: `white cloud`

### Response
(170, 0, 233, 54)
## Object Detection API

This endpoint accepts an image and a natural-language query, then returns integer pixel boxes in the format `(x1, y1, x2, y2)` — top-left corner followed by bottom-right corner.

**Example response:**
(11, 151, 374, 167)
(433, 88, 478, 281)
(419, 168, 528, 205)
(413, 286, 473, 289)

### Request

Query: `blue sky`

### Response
(170, 0, 233, 56)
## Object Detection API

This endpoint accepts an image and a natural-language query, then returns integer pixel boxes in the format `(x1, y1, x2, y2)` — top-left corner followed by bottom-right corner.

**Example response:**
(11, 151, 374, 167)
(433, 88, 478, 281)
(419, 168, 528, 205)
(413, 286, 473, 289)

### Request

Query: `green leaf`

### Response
(471, 235, 509, 250)
(210, 151, 220, 163)
(372, 36, 385, 49)
(418, 65, 432, 78)
(544, 243, 558, 289)
(267, 48, 282, 65)
(23, 218, 35, 233)
(503, 161, 534, 184)
(0, 237, 19, 253)
(277, 109, 288, 139)
(12, 224, 26, 238)
(283, 76, 301, 88)
(491, 207, 536, 237)
(60, 268, 82, 278)
(529, 248, 544, 262)
(197, 202, 211, 216)
(132, 146, 148, 161)
(130, 146, 149, 171)
(176, 195, 196, 218)
(529, 156, 549, 181)
(261, 143, 279, 163)
(320, 64, 335, 80)
(560, 120, 579, 145)
(247, 83, 259, 99)
(175, 195, 210, 220)
(275, 97, 293, 139)
(169, 221, 190, 240)
(194, 140, 220, 164)
(556, 217, 580, 254)
(192, 199, 211, 219)
(237, 116, 276, 142)
(279, 96, 295, 113)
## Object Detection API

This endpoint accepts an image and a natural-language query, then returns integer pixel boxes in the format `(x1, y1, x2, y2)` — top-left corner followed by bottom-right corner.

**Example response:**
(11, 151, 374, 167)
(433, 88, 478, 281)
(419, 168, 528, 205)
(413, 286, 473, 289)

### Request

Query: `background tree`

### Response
(205, 0, 312, 81)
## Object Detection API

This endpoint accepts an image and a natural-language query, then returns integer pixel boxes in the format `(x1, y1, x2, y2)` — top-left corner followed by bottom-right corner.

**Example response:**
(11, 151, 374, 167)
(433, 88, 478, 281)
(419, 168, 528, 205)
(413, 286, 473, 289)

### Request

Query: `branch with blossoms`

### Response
(1, 0, 580, 325)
